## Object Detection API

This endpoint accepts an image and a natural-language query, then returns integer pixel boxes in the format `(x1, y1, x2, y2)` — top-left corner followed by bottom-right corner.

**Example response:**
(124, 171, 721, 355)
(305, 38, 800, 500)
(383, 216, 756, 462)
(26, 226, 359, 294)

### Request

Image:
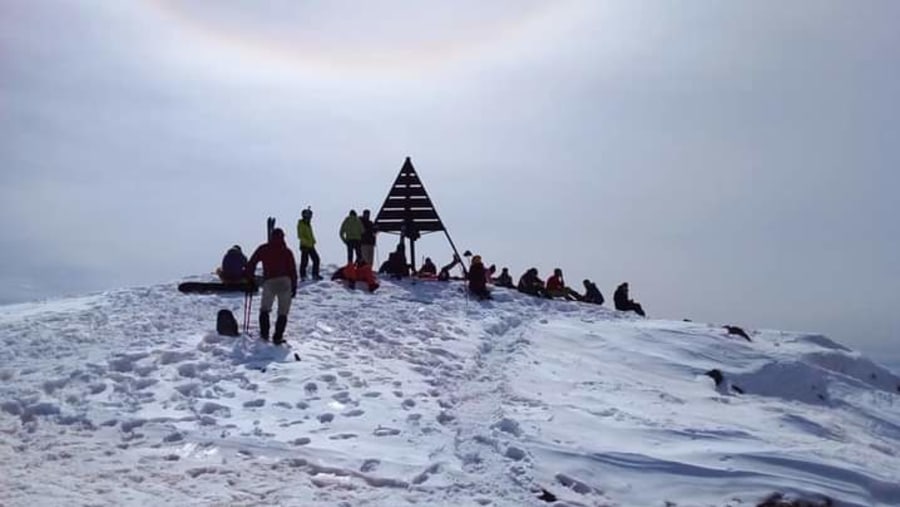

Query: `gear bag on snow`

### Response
(216, 309, 239, 336)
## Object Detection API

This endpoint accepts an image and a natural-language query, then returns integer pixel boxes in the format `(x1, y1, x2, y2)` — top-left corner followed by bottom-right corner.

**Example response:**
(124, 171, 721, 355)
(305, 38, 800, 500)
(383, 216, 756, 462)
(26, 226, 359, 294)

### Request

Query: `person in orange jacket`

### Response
(356, 260, 380, 292)
(338, 260, 379, 292)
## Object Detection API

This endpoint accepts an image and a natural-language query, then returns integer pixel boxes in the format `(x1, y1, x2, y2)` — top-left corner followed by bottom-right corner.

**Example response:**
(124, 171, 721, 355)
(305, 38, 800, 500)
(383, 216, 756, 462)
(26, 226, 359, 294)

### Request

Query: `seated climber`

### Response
(545, 268, 581, 301)
(517, 268, 547, 297)
(385, 243, 410, 279)
(581, 279, 605, 305)
(355, 260, 380, 293)
(467, 255, 492, 300)
(418, 257, 438, 278)
(437, 254, 464, 281)
(338, 260, 380, 292)
(613, 282, 646, 317)
(217, 245, 248, 283)
(494, 267, 514, 288)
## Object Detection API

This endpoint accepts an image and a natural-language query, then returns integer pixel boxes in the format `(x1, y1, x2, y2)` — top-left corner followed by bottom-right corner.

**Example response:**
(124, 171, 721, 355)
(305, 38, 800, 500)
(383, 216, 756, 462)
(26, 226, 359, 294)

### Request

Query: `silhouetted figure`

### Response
(495, 267, 514, 288)
(418, 257, 437, 277)
(245, 228, 297, 345)
(517, 268, 547, 297)
(297, 207, 321, 281)
(581, 279, 604, 305)
(468, 255, 492, 300)
(380, 243, 409, 279)
(340, 209, 363, 264)
(546, 268, 580, 301)
(437, 254, 463, 281)
(360, 209, 376, 265)
(613, 282, 645, 316)
(218, 245, 248, 283)
(724, 325, 752, 342)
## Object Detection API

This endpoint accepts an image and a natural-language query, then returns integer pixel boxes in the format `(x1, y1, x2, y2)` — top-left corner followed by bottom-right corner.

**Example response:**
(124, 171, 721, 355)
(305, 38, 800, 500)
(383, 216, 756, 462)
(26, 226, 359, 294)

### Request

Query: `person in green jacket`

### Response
(340, 209, 364, 265)
(297, 207, 321, 281)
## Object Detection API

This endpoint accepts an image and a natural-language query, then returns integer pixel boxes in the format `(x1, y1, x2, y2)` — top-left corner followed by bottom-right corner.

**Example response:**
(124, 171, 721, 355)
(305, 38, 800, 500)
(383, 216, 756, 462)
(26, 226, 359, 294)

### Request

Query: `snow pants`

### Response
(299, 246, 320, 280)
(361, 244, 375, 266)
(260, 276, 292, 317)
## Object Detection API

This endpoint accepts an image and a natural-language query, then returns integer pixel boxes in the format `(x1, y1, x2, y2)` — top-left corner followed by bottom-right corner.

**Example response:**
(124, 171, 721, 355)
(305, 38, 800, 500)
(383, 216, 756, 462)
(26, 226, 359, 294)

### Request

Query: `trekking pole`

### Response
(243, 291, 253, 335)
(242, 292, 248, 334)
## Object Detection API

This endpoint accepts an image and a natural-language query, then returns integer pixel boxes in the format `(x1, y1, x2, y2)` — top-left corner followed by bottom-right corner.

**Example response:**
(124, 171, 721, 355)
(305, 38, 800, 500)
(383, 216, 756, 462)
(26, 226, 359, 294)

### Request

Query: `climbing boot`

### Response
(273, 315, 288, 345)
(259, 311, 270, 341)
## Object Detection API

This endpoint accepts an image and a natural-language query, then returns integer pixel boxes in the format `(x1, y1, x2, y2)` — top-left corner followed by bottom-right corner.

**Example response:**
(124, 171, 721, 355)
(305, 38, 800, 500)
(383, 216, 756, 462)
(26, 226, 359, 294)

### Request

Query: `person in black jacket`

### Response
(613, 282, 645, 316)
(581, 279, 604, 305)
(494, 267, 513, 288)
(517, 268, 547, 297)
(437, 254, 463, 281)
(418, 257, 437, 277)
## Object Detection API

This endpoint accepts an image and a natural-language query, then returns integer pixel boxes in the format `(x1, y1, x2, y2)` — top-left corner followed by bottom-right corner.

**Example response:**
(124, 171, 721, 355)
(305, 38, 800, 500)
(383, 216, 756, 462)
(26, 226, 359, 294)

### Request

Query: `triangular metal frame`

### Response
(374, 157, 463, 272)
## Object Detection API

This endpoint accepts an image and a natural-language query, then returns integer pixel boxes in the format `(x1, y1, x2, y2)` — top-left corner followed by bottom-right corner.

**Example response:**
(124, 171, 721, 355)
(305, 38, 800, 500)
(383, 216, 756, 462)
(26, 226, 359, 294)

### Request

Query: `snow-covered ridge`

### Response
(1, 278, 898, 506)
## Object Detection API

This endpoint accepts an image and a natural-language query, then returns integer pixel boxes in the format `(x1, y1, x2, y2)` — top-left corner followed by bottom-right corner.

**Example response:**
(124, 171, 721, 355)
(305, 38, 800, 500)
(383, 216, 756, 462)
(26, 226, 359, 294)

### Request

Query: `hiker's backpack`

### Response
(216, 309, 239, 336)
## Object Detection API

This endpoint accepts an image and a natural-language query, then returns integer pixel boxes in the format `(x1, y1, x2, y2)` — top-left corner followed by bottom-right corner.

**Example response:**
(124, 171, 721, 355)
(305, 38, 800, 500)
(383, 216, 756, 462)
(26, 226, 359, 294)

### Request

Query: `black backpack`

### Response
(216, 309, 239, 336)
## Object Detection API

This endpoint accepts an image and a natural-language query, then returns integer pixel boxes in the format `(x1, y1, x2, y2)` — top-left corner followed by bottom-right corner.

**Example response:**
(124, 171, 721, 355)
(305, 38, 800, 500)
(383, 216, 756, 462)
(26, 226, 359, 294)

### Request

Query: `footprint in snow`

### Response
(373, 427, 401, 437)
(360, 459, 380, 472)
(317, 413, 334, 423)
(342, 409, 364, 417)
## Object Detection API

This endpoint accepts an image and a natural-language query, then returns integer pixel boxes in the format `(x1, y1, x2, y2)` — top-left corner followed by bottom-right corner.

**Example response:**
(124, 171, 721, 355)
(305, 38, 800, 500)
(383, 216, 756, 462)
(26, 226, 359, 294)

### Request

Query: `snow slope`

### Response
(1, 276, 898, 506)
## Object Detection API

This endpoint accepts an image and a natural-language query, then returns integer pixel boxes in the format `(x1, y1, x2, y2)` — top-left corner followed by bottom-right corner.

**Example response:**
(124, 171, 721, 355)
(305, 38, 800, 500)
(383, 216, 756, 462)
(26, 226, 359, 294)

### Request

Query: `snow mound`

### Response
(0, 278, 898, 506)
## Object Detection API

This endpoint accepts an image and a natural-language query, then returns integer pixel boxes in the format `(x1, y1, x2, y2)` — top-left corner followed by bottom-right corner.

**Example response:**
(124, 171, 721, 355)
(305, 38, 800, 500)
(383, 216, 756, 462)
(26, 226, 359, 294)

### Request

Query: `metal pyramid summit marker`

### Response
(374, 157, 444, 236)
(374, 157, 463, 272)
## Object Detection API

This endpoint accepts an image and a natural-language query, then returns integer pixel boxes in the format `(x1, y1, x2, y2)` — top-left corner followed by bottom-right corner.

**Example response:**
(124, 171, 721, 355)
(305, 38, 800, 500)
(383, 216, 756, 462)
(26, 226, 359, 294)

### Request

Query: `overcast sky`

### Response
(2, 1, 898, 367)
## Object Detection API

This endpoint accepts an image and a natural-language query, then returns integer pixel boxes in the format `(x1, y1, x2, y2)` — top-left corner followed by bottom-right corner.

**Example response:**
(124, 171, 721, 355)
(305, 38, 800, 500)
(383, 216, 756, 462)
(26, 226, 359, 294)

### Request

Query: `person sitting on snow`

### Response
(467, 255, 492, 300)
(614, 282, 646, 317)
(338, 260, 380, 292)
(437, 254, 464, 281)
(517, 268, 547, 297)
(355, 260, 380, 292)
(545, 268, 580, 301)
(418, 257, 437, 278)
(494, 267, 514, 288)
(218, 245, 248, 284)
(581, 279, 605, 305)
(385, 243, 410, 279)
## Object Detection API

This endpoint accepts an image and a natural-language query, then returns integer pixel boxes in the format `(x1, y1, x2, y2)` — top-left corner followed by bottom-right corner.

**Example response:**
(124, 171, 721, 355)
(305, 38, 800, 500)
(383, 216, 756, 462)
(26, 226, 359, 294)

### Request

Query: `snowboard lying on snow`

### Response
(178, 281, 258, 294)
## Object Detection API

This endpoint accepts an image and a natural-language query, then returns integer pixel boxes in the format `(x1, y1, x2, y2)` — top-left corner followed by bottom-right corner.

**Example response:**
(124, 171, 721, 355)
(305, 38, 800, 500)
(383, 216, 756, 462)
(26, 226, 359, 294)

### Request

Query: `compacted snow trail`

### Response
(1, 276, 899, 506)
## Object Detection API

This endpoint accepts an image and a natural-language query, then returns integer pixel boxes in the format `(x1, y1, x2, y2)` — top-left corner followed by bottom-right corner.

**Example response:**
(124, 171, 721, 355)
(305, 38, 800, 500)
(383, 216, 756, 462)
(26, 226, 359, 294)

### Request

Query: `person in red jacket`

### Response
(546, 268, 580, 301)
(245, 228, 297, 344)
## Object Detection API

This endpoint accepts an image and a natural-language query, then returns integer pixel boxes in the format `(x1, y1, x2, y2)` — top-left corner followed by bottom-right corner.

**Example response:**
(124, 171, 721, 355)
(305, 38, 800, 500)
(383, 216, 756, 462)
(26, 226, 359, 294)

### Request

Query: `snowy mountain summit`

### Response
(1, 277, 898, 506)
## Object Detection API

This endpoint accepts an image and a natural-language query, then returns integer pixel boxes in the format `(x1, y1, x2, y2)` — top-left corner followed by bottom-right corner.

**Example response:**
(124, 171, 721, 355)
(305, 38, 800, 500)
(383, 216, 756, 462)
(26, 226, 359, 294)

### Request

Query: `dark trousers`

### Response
(345, 240, 362, 264)
(300, 246, 320, 279)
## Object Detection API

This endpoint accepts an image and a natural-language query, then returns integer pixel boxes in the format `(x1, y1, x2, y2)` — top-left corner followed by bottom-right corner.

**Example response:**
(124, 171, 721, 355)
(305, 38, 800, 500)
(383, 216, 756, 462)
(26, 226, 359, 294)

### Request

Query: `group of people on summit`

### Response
(461, 260, 645, 316)
(218, 207, 647, 343)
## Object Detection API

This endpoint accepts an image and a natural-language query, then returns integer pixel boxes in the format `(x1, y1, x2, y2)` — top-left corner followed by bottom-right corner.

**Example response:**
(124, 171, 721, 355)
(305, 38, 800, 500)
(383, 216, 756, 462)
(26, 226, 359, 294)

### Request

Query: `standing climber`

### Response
(245, 228, 297, 345)
(340, 209, 364, 265)
(297, 207, 321, 281)
(360, 209, 377, 266)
